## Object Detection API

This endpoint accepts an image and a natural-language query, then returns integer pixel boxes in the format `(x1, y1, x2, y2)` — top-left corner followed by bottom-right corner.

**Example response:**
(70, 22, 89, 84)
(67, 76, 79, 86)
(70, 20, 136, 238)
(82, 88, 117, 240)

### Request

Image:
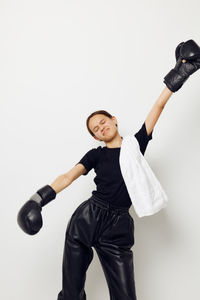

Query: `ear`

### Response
(112, 116, 117, 126)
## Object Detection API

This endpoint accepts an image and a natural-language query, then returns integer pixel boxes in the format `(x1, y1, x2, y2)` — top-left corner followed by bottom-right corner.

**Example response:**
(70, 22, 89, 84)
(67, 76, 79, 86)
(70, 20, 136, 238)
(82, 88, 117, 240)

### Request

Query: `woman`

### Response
(17, 39, 200, 300)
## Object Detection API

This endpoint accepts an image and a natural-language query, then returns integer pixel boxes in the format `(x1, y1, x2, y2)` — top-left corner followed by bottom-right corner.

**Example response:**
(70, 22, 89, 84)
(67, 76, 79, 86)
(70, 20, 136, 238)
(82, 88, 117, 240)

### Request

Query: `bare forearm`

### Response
(49, 165, 85, 194)
(156, 85, 173, 108)
(50, 175, 72, 194)
(145, 85, 173, 135)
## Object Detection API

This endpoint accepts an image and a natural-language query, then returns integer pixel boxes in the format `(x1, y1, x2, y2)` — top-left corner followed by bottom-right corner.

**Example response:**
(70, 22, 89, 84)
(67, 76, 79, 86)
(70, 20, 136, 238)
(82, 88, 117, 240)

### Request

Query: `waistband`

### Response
(89, 195, 129, 213)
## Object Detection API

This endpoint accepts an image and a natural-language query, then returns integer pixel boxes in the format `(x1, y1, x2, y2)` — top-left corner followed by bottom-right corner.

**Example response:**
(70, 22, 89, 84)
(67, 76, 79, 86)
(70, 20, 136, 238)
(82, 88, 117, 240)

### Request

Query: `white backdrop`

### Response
(0, 1, 200, 299)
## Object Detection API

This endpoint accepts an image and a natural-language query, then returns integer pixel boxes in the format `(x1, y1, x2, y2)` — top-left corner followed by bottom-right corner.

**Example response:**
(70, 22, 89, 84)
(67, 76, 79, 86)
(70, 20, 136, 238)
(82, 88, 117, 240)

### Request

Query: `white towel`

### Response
(119, 133, 168, 217)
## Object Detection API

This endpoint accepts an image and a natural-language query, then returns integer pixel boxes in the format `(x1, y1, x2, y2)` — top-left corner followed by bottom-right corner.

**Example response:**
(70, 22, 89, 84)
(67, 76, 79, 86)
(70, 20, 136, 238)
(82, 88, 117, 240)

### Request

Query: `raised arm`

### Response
(145, 39, 200, 136)
(144, 86, 173, 136)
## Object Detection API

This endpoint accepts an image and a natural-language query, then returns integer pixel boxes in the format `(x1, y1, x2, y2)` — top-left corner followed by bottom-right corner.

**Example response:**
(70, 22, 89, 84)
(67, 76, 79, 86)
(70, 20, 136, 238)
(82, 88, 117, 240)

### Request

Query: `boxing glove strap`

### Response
(30, 193, 43, 205)
(36, 185, 57, 207)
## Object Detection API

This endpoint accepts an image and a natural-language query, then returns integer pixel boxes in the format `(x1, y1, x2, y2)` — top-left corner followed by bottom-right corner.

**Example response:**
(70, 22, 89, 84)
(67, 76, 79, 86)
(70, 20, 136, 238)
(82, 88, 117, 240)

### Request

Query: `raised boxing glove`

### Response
(17, 185, 56, 235)
(164, 39, 200, 92)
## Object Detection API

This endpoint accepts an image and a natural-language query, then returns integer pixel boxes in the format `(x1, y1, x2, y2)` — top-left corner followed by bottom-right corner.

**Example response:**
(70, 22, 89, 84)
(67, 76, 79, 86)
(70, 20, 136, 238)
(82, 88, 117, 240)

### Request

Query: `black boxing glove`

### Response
(17, 185, 56, 235)
(164, 39, 200, 92)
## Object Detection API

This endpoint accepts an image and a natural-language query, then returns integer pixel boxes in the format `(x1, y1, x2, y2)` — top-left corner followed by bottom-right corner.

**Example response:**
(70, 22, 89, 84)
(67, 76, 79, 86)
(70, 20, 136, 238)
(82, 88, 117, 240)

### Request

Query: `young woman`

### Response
(17, 39, 200, 300)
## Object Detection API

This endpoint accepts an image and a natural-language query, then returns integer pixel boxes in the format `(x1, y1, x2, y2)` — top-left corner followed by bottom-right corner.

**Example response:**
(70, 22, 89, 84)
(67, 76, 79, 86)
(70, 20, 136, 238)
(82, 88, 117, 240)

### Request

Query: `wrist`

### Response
(35, 185, 57, 207)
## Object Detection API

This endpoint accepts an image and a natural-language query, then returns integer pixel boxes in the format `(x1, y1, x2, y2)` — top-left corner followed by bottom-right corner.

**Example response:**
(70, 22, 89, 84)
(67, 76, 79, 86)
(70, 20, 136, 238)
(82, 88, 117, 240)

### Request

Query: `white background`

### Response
(1, 0, 200, 299)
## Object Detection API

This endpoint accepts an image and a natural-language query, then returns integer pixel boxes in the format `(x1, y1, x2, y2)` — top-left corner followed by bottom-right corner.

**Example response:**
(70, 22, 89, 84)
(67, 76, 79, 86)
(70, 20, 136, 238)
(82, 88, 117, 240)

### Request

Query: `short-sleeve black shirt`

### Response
(76, 122, 153, 208)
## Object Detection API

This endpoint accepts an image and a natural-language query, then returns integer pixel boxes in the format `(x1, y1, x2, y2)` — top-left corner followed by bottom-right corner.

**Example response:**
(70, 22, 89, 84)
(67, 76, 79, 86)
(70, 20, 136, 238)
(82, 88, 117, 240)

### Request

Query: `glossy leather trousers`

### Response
(57, 195, 137, 300)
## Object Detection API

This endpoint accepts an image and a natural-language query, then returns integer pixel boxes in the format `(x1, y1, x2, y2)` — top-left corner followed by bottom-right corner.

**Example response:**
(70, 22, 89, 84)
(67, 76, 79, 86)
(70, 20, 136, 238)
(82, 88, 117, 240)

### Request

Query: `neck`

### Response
(105, 133, 123, 148)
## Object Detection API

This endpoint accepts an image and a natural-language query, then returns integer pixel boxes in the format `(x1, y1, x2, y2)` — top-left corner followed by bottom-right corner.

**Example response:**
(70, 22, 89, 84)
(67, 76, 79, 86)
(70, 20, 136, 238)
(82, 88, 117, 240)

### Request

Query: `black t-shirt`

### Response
(76, 122, 153, 208)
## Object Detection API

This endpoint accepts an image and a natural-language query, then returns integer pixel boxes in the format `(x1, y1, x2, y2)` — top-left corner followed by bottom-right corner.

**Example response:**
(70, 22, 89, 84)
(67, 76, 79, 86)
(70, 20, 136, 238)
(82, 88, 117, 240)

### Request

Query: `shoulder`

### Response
(88, 145, 102, 154)
(134, 122, 153, 141)
(84, 145, 102, 158)
(77, 146, 103, 175)
(127, 122, 153, 156)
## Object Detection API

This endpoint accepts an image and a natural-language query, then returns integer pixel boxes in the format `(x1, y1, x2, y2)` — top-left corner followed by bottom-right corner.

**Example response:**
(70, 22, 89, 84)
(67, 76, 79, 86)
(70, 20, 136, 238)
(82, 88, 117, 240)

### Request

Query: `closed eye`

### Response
(94, 119, 105, 132)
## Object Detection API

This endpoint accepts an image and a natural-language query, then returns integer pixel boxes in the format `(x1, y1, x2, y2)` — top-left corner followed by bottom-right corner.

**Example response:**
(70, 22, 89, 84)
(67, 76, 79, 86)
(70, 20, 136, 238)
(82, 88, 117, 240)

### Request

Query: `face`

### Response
(89, 114, 118, 142)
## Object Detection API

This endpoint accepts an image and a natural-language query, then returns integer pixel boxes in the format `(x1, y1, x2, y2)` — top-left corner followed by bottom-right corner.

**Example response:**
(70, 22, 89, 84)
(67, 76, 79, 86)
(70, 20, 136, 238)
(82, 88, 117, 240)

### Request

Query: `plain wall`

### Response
(0, 0, 200, 299)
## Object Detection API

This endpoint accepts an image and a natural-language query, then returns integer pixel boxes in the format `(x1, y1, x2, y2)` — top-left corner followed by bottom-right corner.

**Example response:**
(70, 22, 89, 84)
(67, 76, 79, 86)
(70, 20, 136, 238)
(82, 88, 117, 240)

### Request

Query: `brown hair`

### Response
(86, 110, 116, 137)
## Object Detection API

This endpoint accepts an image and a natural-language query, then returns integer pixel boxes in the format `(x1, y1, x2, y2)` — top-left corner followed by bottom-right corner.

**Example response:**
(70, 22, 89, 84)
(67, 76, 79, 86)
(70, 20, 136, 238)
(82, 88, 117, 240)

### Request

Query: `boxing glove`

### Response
(164, 39, 200, 92)
(17, 185, 56, 235)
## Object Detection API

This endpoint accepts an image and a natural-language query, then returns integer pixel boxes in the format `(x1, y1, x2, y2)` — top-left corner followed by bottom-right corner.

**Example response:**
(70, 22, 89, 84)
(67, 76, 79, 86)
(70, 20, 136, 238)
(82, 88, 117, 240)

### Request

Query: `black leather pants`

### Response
(57, 195, 137, 300)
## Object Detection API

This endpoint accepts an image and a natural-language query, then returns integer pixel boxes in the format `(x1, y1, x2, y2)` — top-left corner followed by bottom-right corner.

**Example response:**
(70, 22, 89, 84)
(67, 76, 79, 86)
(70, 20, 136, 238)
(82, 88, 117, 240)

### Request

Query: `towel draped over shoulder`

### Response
(119, 133, 168, 217)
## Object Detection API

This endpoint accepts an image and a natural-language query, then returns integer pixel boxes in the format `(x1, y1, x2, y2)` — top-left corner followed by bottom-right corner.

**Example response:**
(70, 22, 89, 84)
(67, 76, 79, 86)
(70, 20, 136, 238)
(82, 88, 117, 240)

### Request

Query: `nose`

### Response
(101, 127, 105, 133)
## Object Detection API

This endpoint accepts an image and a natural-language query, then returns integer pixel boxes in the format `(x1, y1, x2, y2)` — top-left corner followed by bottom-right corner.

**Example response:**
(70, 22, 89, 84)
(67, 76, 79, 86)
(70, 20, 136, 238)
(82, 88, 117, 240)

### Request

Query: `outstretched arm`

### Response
(144, 85, 173, 136)
(50, 163, 86, 194)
